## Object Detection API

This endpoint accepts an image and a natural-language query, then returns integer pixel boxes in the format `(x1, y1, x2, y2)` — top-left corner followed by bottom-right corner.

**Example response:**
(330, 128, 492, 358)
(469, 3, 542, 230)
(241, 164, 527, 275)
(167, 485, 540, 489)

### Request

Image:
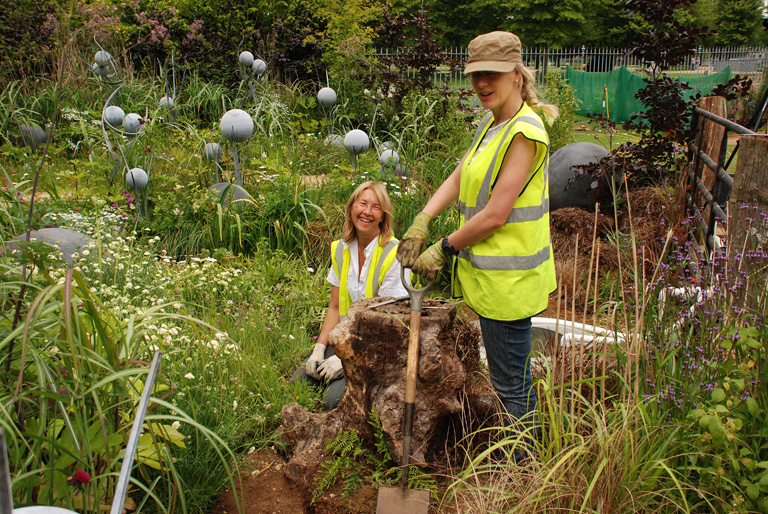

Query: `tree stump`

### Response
(281, 296, 494, 483)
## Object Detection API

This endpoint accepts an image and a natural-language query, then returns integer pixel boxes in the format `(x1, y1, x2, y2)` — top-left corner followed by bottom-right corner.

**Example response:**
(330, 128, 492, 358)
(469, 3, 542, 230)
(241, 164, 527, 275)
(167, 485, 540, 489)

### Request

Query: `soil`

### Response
(210, 188, 674, 514)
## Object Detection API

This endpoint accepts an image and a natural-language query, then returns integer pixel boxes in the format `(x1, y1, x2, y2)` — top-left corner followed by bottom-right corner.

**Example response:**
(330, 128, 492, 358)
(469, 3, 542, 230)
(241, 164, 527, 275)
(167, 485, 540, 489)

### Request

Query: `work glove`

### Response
(412, 240, 446, 281)
(305, 343, 326, 379)
(397, 212, 433, 268)
(317, 355, 344, 383)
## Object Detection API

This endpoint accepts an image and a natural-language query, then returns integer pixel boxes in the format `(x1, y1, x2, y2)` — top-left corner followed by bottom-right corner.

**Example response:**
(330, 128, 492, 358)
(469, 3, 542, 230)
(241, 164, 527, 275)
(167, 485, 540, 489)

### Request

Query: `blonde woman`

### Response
(398, 31, 558, 447)
(293, 181, 410, 410)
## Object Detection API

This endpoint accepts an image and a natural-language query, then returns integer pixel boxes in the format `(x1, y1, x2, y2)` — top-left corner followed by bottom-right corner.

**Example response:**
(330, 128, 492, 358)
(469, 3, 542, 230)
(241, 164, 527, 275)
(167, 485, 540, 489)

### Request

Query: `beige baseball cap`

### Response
(464, 31, 523, 75)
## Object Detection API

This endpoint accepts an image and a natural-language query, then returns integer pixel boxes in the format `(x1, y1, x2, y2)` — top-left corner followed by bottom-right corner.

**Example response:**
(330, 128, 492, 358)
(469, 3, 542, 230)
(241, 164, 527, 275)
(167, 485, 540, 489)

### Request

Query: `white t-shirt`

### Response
(326, 236, 410, 302)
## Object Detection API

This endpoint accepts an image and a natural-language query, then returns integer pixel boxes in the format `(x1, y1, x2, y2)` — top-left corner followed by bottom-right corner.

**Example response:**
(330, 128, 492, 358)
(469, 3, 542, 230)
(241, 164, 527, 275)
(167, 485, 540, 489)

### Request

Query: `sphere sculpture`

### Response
(251, 59, 267, 77)
(159, 96, 175, 110)
(123, 113, 143, 136)
(92, 63, 109, 77)
(239, 51, 255, 67)
(220, 109, 254, 187)
(549, 142, 612, 211)
(220, 109, 254, 143)
(317, 87, 337, 108)
(103, 105, 125, 127)
(204, 142, 223, 161)
(344, 129, 369, 155)
(125, 168, 149, 190)
(324, 134, 344, 147)
(317, 87, 338, 136)
(94, 50, 112, 66)
(15, 124, 48, 149)
(379, 149, 399, 167)
(344, 129, 369, 171)
(204, 142, 223, 183)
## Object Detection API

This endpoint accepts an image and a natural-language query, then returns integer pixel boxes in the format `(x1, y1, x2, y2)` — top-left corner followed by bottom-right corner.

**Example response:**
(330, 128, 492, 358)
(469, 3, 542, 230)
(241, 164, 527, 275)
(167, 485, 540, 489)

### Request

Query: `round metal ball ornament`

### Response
(344, 129, 369, 155)
(159, 96, 175, 110)
(103, 105, 125, 128)
(125, 168, 149, 190)
(123, 113, 143, 136)
(317, 87, 337, 108)
(204, 142, 223, 161)
(344, 129, 369, 171)
(251, 59, 267, 77)
(324, 134, 344, 147)
(379, 149, 400, 167)
(220, 109, 254, 143)
(92, 63, 109, 77)
(239, 51, 255, 67)
(94, 50, 112, 66)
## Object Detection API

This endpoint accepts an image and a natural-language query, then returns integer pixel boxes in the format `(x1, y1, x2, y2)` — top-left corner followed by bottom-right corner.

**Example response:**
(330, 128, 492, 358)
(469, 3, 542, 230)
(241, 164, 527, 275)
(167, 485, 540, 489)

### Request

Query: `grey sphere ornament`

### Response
(317, 87, 337, 108)
(379, 149, 400, 167)
(220, 109, 254, 143)
(159, 96, 175, 110)
(16, 124, 48, 149)
(344, 129, 369, 156)
(324, 134, 343, 147)
(92, 63, 109, 76)
(239, 51, 255, 67)
(123, 113, 143, 135)
(125, 168, 149, 190)
(103, 105, 125, 127)
(203, 142, 223, 161)
(94, 50, 112, 66)
(251, 59, 267, 76)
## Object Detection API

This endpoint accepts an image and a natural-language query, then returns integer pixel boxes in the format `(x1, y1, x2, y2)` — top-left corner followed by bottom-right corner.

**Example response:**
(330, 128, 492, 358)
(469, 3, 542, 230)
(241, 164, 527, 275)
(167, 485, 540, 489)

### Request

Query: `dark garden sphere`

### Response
(548, 142, 612, 211)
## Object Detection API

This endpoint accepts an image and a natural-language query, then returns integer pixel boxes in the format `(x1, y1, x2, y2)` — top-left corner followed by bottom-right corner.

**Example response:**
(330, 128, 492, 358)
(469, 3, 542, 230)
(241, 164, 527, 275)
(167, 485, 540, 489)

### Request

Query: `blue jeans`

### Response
(290, 345, 345, 410)
(478, 316, 537, 431)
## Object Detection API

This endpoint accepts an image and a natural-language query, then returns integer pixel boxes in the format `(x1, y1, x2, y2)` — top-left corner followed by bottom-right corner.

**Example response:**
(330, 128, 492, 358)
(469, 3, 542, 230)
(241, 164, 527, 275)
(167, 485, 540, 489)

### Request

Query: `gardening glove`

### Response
(305, 343, 326, 379)
(412, 240, 446, 281)
(317, 355, 344, 383)
(397, 212, 433, 268)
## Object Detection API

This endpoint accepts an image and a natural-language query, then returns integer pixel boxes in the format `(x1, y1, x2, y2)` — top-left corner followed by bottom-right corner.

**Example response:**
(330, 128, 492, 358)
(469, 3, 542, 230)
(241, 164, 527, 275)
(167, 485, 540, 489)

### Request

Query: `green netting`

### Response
(564, 66, 732, 122)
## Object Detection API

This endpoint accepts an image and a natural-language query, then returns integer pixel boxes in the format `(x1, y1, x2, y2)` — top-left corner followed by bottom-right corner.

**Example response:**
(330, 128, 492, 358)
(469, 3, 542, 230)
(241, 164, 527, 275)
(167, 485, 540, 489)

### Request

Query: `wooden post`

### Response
(695, 97, 727, 217)
(727, 135, 768, 249)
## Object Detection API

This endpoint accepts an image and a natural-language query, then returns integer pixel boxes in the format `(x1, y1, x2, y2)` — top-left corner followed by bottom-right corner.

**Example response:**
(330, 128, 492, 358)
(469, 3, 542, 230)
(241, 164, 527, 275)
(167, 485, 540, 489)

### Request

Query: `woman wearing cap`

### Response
(292, 180, 410, 410)
(397, 31, 557, 445)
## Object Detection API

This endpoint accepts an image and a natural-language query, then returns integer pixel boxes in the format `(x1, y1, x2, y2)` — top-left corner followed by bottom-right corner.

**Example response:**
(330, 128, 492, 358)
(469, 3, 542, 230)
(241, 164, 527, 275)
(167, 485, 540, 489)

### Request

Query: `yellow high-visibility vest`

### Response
(452, 104, 556, 320)
(331, 237, 399, 317)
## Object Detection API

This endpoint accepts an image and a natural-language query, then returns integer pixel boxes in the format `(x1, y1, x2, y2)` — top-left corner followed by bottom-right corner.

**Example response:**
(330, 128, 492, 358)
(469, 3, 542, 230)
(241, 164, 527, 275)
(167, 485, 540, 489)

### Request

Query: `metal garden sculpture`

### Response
(220, 108, 254, 187)
(343, 129, 369, 171)
(238, 51, 268, 108)
(317, 86, 337, 136)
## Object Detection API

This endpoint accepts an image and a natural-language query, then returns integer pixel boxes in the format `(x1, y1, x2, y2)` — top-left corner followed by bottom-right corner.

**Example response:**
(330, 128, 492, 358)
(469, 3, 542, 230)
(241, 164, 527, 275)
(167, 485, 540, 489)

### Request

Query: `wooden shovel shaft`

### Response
(405, 310, 421, 404)
(401, 309, 421, 488)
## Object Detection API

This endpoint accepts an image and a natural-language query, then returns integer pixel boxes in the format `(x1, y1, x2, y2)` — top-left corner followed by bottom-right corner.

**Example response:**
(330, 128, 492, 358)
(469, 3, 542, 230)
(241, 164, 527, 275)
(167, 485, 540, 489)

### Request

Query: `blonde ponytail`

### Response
(516, 63, 559, 124)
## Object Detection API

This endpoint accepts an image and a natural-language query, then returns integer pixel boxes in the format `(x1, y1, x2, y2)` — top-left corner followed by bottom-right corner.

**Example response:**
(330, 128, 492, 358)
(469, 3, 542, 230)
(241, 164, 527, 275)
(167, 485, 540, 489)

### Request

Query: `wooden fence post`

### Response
(727, 135, 768, 249)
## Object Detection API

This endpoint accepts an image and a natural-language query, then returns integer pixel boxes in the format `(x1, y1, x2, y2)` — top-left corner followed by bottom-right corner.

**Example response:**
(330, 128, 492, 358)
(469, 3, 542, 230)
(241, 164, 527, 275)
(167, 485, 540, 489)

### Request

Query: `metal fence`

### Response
(373, 46, 768, 108)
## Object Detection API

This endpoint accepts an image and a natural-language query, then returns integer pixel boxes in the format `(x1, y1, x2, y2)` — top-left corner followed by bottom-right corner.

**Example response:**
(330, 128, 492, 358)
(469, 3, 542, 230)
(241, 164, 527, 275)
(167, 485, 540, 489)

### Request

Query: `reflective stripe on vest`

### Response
(453, 103, 556, 320)
(331, 238, 399, 317)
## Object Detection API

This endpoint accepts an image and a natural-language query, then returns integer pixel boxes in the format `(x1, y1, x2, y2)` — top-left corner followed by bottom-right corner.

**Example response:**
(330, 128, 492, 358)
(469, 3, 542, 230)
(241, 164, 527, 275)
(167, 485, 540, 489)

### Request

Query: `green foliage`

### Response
(540, 72, 577, 153)
(713, 0, 768, 46)
(311, 429, 369, 504)
(684, 324, 768, 513)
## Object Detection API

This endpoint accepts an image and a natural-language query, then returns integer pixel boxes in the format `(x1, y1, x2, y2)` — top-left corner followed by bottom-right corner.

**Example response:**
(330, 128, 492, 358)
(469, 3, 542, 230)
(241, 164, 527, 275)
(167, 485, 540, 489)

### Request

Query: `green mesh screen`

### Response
(564, 66, 732, 122)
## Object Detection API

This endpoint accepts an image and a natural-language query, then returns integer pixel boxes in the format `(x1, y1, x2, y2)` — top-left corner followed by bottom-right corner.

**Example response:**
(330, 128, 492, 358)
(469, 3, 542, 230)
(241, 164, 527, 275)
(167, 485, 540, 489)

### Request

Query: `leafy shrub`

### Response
(540, 72, 577, 153)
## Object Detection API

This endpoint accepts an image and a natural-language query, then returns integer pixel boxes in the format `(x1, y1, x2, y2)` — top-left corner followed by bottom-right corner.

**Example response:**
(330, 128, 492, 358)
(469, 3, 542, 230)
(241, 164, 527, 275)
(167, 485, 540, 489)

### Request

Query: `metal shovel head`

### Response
(376, 484, 430, 514)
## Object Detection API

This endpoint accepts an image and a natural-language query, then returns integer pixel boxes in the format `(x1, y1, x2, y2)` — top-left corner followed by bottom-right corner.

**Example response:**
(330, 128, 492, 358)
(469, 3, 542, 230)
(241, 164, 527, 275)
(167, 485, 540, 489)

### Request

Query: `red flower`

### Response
(73, 469, 91, 484)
